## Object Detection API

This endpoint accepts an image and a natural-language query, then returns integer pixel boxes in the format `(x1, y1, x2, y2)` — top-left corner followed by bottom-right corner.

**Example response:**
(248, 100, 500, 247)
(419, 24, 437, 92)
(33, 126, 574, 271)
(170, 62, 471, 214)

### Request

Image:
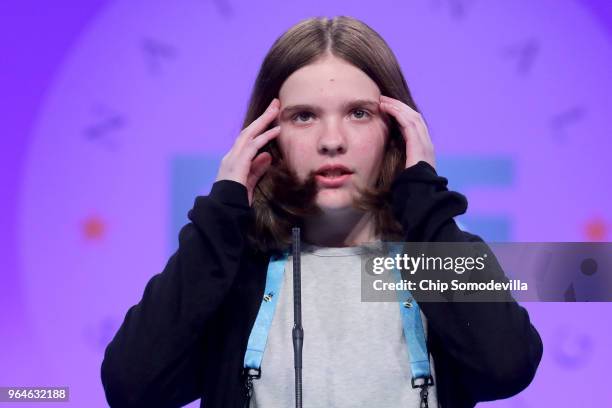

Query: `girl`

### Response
(101, 16, 542, 408)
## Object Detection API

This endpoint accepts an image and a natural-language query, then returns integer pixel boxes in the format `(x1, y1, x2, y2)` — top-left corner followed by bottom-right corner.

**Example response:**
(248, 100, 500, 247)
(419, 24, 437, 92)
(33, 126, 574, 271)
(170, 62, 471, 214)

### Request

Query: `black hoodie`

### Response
(101, 161, 543, 408)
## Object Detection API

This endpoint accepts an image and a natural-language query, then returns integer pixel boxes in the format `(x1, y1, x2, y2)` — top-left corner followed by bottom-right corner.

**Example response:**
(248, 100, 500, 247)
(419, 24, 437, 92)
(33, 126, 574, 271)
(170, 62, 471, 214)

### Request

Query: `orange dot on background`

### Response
(82, 215, 106, 241)
(584, 217, 607, 241)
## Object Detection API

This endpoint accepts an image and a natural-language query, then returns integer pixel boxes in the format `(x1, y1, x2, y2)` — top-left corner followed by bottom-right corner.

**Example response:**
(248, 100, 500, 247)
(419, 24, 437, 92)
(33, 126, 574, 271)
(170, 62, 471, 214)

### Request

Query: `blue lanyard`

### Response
(243, 252, 287, 373)
(243, 246, 433, 387)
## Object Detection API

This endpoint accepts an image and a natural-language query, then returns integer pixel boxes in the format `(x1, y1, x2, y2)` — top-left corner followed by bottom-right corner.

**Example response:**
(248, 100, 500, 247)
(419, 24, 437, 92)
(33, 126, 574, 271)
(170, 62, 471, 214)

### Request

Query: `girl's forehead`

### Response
(279, 58, 381, 102)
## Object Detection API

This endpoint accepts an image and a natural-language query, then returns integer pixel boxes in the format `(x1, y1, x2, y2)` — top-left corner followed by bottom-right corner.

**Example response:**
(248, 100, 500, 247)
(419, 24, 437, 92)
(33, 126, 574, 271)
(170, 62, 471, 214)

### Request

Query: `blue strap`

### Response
(388, 244, 432, 385)
(244, 245, 431, 386)
(243, 251, 289, 371)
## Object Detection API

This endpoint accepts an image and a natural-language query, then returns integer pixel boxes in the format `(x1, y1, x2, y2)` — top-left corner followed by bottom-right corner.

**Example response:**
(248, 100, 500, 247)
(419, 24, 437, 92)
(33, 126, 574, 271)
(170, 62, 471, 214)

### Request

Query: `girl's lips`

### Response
(315, 173, 351, 188)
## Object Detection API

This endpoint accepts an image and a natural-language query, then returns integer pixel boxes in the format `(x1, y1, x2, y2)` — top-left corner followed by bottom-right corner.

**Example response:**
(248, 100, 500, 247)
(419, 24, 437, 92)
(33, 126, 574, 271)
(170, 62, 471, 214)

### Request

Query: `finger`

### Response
(237, 125, 280, 178)
(249, 152, 272, 182)
(380, 95, 409, 112)
(380, 102, 425, 156)
(249, 125, 281, 152)
(380, 95, 421, 122)
(241, 98, 280, 141)
(380, 96, 425, 139)
(380, 101, 428, 144)
(380, 102, 416, 133)
(380, 96, 435, 167)
(380, 94, 412, 110)
(246, 152, 272, 198)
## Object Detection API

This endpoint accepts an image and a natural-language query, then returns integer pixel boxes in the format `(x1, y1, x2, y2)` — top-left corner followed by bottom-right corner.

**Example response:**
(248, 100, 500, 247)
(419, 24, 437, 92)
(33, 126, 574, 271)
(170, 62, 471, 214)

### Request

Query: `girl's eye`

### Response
(291, 109, 370, 123)
(292, 111, 314, 123)
(352, 109, 371, 120)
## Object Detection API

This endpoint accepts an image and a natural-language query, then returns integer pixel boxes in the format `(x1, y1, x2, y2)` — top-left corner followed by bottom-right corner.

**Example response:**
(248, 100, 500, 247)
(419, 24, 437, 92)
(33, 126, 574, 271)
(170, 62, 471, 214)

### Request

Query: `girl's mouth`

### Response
(314, 166, 353, 188)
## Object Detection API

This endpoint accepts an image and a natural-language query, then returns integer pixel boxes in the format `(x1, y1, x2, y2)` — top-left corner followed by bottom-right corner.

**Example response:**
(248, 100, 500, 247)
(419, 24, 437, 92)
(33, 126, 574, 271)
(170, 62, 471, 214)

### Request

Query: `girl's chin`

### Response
(315, 194, 355, 212)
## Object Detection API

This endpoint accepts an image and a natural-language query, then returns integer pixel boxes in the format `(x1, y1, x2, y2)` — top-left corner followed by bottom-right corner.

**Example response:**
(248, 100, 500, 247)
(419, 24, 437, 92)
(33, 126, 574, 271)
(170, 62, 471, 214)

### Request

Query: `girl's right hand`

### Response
(215, 98, 281, 206)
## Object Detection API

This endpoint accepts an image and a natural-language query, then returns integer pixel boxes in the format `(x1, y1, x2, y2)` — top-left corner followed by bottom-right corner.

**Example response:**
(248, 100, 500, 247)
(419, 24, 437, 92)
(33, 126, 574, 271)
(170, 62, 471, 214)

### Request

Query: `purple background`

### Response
(1, 0, 611, 406)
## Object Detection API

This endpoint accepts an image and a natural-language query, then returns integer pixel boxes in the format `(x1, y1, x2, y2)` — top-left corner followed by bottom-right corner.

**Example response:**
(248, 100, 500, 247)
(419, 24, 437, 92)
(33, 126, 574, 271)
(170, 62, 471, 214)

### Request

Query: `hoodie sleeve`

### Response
(101, 180, 252, 407)
(391, 161, 543, 402)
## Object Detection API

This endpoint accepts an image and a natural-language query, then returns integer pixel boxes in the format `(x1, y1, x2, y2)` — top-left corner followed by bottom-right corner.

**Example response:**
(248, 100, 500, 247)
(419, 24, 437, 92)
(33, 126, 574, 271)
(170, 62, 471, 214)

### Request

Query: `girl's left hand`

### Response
(379, 95, 436, 170)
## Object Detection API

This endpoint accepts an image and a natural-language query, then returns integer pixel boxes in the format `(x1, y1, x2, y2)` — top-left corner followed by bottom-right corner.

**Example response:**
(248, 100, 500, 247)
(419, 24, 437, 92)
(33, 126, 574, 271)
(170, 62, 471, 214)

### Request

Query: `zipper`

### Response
(242, 368, 260, 408)
(243, 375, 254, 408)
(419, 384, 429, 408)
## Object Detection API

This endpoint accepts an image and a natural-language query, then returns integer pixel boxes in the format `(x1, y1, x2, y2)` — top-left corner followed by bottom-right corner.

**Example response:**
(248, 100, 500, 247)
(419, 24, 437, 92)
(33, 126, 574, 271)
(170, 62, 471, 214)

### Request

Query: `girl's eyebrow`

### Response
(280, 99, 379, 116)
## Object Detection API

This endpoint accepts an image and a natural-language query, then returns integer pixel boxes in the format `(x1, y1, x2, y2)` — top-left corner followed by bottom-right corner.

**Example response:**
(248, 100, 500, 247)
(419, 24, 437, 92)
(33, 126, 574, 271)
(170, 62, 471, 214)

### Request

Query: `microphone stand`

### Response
(292, 227, 304, 408)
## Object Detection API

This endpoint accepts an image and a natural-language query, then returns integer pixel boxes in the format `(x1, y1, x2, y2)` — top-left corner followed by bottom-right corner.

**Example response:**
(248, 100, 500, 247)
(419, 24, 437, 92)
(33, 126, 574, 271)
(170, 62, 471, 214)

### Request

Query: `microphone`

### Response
(292, 227, 304, 408)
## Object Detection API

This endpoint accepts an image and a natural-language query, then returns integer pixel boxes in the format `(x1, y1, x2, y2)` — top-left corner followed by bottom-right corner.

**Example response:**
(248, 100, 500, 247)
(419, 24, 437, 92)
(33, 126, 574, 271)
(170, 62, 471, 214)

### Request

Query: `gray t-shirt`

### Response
(250, 243, 439, 408)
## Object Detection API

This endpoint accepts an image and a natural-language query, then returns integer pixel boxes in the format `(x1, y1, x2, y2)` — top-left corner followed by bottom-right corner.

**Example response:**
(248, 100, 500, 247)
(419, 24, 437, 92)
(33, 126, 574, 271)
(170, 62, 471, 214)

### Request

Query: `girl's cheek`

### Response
(278, 137, 310, 174)
(277, 131, 297, 158)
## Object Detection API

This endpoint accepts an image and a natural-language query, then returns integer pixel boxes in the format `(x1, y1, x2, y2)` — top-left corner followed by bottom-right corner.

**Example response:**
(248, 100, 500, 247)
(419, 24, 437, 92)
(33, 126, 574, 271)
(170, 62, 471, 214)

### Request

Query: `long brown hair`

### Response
(243, 16, 422, 253)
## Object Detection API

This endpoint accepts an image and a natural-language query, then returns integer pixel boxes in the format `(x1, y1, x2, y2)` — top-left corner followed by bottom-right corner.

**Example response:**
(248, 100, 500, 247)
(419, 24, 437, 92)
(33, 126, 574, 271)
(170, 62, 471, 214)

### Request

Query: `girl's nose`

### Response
(317, 122, 347, 156)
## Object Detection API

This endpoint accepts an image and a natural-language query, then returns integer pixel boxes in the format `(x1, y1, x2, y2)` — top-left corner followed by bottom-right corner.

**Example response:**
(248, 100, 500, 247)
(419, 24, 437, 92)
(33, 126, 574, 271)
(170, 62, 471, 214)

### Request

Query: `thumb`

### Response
(246, 152, 273, 203)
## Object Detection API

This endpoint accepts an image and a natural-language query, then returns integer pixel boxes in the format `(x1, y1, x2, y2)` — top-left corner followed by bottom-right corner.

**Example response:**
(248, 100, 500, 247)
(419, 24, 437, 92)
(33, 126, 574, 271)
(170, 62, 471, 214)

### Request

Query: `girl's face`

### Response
(277, 54, 390, 212)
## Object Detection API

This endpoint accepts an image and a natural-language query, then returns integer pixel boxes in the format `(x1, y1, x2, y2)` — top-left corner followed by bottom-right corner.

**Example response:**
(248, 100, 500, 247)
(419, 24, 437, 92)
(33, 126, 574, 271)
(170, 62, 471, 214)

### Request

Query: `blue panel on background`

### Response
(170, 155, 221, 254)
(438, 156, 515, 242)
(436, 156, 514, 191)
(455, 215, 512, 242)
